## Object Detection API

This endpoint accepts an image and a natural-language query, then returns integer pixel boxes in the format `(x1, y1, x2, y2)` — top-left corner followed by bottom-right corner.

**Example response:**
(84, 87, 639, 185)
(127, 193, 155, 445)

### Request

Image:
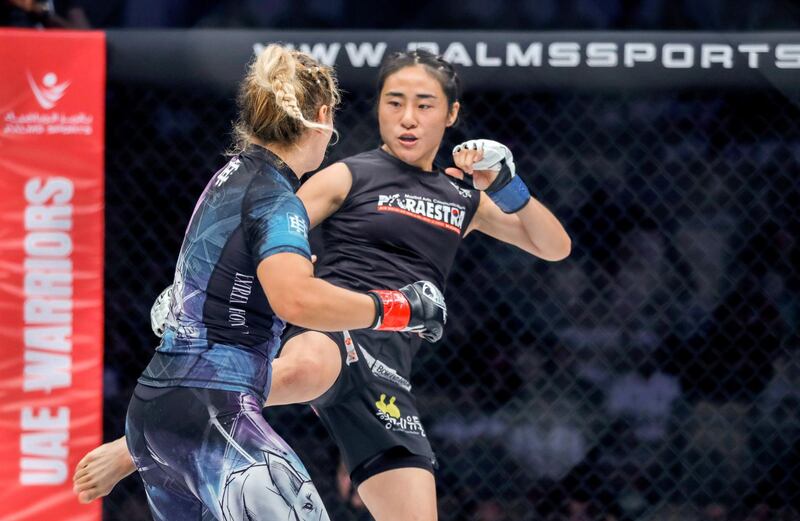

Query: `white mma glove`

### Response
(454, 139, 515, 173)
(452, 139, 530, 213)
(150, 285, 172, 338)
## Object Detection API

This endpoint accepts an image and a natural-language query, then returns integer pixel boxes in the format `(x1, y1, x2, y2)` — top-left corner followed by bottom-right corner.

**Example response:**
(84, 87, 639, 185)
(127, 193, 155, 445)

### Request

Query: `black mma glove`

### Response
(367, 280, 447, 342)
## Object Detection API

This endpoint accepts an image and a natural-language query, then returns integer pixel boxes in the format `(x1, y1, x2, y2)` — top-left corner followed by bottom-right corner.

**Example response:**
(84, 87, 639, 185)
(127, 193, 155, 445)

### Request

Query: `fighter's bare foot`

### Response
(73, 436, 136, 503)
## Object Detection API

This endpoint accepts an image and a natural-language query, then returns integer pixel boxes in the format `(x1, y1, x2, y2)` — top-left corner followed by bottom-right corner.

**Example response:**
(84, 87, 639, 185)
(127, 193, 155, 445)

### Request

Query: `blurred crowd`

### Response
(3, 0, 800, 30)
(412, 92, 800, 520)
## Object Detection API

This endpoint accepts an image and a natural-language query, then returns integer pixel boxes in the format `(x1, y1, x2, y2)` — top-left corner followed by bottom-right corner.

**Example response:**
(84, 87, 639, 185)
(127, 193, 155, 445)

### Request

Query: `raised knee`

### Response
(274, 348, 338, 400)
(274, 354, 317, 388)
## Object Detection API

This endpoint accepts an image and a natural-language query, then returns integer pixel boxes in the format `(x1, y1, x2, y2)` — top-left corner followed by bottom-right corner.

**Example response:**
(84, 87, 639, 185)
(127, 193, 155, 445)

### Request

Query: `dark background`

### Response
(4, 2, 799, 520)
(99, 78, 800, 521)
(4, 0, 800, 31)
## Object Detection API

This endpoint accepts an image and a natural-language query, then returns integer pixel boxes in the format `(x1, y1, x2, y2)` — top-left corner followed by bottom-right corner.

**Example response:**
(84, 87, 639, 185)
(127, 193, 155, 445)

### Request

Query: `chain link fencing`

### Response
(100, 78, 800, 520)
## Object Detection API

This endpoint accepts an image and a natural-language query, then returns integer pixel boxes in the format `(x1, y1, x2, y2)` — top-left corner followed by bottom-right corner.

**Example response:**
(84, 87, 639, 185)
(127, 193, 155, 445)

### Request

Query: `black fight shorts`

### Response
(281, 326, 436, 474)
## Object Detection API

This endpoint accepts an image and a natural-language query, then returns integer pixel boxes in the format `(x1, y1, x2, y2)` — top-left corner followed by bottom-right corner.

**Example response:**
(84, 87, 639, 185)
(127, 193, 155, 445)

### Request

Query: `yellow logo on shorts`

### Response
(374, 394, 426, 437)
(375, 393, 401, 419)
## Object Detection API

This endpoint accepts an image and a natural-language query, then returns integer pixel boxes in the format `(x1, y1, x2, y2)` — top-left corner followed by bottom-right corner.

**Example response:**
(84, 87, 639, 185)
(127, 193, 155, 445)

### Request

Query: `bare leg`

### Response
(73, 436, 136, 503)
(265, 331, 341, 406)
(72, 331, 342, 503)
(357, 467, 438, 521)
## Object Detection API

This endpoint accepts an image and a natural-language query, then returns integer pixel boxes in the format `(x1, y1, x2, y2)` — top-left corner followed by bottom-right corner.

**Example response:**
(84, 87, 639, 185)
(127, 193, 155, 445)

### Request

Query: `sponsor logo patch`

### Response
(343, 330, 358, 365)
(287, 212, 308, 238)
(374, 393, 426, 437)
(449, 181, 473, 199)
(376, 193, 467, 234)
(214, 158, 242, 187)
(358, 345, 411, 391)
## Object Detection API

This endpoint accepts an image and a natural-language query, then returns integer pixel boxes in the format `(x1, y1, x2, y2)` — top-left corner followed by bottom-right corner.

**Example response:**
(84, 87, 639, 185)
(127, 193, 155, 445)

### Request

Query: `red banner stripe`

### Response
(0, 29, 105, 521)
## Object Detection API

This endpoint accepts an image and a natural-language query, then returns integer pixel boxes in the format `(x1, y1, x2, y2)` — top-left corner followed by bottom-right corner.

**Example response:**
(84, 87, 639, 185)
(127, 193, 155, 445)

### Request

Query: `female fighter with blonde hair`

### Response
(120, 45, 445, 521)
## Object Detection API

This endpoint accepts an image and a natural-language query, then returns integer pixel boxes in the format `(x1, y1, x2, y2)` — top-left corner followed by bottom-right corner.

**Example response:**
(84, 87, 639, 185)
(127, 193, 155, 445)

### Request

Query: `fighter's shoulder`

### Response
(337, 148, 388, 174)
(243, 170, 300, 217)
(341, 148, 383, 164)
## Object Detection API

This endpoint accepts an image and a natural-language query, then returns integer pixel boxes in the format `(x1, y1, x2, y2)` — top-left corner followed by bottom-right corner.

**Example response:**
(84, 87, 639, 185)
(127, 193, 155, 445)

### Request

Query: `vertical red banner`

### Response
(0, 29, 105, 521)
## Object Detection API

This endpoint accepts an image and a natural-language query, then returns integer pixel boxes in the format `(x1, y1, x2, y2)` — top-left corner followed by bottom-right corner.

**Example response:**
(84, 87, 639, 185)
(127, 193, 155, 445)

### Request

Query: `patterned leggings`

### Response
(125, 384, 329, 521)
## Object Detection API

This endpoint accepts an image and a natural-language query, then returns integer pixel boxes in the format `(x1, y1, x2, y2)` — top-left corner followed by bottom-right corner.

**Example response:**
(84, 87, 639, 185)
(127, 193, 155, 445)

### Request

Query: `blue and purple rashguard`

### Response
(126, 145, 329, 521)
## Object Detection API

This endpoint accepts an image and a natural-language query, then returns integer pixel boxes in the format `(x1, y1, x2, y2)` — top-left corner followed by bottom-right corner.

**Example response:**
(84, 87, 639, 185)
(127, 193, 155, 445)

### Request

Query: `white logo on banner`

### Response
(27, 71, 70, 110)
(2, 71, 93, 137)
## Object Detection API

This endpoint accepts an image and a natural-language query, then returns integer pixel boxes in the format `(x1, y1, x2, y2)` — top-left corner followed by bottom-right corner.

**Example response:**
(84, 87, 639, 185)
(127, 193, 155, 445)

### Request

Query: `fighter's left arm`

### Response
(445, 139, 571, 261)
(468, 192, 571, 261)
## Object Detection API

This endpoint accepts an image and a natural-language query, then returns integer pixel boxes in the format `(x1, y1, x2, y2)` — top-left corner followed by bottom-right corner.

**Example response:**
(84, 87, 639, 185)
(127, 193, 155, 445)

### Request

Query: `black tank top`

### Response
(314, 147, 480, 293)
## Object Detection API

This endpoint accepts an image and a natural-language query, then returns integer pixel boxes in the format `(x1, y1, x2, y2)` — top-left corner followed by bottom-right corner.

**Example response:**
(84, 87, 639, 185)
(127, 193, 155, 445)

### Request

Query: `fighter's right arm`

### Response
(257, 253, 376, 331)
(248, 180, 445, 339)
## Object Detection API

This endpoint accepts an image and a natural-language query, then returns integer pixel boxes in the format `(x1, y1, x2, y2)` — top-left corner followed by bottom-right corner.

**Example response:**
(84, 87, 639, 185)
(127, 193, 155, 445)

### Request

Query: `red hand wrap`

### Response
(370, 290, 411, 330)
